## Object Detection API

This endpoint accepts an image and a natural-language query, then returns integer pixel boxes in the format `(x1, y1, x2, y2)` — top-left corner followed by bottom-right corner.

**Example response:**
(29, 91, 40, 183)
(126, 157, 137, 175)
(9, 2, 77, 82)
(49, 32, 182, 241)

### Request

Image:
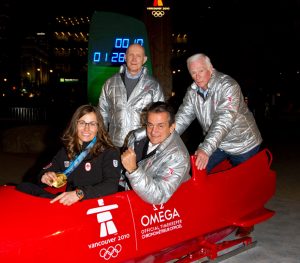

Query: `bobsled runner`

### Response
(0, 149, 276, 262)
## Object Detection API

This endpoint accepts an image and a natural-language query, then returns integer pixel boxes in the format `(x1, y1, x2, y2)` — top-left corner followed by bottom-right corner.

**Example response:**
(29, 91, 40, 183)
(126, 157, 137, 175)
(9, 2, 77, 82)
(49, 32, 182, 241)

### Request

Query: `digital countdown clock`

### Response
(92, 38, 144, 64)
(88, 12, 152, 105)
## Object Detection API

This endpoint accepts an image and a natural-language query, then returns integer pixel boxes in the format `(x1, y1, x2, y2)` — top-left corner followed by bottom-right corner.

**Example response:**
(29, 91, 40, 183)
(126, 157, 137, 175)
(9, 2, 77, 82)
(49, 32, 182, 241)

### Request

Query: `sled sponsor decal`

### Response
(85, 198, 183, 260)
(140, 204, 182, 239)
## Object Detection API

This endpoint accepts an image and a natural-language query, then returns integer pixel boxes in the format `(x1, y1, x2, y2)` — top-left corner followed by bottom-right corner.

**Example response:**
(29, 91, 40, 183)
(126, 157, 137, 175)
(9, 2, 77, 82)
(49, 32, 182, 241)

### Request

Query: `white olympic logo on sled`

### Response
(152, 11, 165, 17)
(99, 244, 122, 260)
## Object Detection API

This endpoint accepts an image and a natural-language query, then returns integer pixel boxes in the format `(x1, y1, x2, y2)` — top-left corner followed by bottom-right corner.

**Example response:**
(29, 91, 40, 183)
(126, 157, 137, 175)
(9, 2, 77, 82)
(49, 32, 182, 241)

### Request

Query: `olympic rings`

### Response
(99, 244, 122, 260)
(152, 11, 165, 17)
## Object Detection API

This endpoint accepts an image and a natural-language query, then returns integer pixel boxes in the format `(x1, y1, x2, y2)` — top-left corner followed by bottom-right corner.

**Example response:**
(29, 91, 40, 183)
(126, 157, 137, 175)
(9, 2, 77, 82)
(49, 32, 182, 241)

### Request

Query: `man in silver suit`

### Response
(121, 102, 190, 204)
(98, 44, 164, 148)
(176, 53, 262, 173)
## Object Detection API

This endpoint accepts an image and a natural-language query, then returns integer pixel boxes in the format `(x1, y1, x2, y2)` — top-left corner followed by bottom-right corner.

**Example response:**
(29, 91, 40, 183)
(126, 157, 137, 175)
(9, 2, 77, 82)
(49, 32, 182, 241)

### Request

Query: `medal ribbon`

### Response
(63, 136, 96, 177)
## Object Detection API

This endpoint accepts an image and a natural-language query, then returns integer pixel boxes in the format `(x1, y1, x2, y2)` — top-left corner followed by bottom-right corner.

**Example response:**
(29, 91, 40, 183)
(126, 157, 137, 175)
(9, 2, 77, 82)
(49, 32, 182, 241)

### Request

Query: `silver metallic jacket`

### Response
(98, 65, 165, 147)
(124, 128, 190, 205)
(176, 70, 262, 156)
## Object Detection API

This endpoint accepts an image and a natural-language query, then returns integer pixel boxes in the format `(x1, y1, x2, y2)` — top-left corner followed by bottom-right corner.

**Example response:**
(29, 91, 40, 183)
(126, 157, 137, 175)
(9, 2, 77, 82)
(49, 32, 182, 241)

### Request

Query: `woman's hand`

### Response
(50, 191, 80, 206)
(41, 172, 58, 186)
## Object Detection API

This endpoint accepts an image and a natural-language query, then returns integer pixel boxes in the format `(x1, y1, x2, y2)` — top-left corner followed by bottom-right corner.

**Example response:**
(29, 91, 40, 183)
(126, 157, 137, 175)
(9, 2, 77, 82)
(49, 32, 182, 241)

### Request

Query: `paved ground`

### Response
(0, 114, 300, 262)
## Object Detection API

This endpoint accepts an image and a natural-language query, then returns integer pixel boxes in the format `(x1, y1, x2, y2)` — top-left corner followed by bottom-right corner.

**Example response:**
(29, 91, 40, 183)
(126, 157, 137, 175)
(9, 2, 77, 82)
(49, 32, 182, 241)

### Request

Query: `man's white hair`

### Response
(186, 53, 213, 70)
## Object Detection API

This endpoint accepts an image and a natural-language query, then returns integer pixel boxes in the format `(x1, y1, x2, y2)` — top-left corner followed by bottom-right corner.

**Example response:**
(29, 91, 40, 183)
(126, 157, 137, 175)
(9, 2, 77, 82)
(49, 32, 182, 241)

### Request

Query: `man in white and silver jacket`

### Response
(98, 44, 165, 147)
(176, 53, 262, 173)
(121, 102, 190, 205)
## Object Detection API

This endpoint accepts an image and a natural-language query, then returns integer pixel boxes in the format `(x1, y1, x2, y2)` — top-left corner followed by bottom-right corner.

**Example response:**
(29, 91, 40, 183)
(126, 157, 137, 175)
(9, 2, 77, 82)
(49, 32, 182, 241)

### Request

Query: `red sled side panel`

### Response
(0, 149, 276, 262)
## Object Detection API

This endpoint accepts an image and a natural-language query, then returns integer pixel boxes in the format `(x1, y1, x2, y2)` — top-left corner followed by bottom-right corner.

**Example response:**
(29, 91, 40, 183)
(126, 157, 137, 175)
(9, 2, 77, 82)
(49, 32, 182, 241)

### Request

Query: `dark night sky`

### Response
(171, 0, 299, 92)
(11, 0, 300, 94)
(15, 0, 298, 59)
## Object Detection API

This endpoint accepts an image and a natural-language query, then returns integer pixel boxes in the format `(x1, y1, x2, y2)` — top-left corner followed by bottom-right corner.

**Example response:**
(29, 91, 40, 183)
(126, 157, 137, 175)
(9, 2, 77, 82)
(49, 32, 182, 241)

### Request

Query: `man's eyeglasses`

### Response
(77, 120, 98, 129)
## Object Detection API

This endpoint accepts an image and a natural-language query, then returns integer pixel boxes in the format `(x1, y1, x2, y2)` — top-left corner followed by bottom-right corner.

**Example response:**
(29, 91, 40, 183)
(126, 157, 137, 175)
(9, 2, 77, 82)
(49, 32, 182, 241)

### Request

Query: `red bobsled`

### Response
(0, 149, 276, 262)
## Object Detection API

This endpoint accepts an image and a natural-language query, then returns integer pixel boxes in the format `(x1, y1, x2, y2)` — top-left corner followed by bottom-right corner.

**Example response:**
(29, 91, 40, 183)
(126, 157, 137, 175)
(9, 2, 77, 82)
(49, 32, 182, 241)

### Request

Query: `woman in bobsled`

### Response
(16, 104, 121, 205)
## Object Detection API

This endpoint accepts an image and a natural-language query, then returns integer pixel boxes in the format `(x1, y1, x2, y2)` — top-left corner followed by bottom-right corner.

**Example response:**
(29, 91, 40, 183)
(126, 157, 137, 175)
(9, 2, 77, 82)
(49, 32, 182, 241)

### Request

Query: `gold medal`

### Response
(51, 173, 67, 188)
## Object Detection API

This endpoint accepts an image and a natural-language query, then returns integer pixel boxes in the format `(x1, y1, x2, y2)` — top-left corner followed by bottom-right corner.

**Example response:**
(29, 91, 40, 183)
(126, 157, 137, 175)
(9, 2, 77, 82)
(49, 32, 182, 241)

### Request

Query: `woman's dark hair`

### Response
(146, 101, 175, 125)
(62, 104, 115, 160)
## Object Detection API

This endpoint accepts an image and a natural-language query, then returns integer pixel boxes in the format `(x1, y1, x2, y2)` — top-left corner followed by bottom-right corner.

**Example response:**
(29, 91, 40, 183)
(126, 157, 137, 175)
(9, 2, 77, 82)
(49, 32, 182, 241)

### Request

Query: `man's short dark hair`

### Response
(146, 101, 175, 125)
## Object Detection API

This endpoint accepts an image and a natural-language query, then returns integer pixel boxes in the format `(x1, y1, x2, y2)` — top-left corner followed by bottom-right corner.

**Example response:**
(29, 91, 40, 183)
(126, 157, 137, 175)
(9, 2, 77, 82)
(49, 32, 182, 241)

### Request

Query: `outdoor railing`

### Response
(0, 107, 47, 123)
